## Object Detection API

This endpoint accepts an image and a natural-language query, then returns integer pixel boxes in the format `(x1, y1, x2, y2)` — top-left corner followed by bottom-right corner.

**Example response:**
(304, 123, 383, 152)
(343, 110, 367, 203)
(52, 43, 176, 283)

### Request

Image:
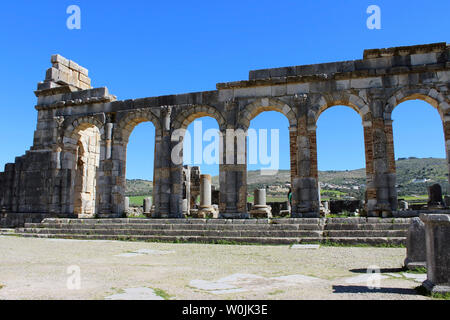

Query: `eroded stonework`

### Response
(0, 43, 449, 224)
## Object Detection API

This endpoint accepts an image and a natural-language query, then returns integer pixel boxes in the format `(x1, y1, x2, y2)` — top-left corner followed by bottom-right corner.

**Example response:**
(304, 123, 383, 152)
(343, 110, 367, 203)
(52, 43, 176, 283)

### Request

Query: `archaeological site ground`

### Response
(0, 2, 449, 308)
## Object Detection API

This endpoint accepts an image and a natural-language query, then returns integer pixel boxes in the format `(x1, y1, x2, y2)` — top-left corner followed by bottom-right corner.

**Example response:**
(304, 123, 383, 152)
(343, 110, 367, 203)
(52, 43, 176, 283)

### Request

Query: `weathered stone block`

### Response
(404, 217, 426, 270)
(420, 213, 450, 294)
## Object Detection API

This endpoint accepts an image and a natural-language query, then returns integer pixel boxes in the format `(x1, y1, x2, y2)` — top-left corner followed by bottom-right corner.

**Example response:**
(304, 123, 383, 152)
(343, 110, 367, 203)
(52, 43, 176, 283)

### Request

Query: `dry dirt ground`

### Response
(0, 235, 429, 300)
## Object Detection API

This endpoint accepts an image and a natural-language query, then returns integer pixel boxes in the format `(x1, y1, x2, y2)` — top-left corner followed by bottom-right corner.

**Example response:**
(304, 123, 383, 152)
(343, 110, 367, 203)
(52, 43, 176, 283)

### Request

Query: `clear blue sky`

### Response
(0, 0, 448, 180)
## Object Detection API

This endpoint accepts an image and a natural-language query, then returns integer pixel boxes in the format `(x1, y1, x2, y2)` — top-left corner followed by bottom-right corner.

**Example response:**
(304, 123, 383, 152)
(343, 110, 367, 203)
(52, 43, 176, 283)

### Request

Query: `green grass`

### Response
(319, 240, 405, 248)
(415, 285, 450, 300)
(401, 195, 428, 201)
(129, 195, 152, 207)
(247, 196, 287, 203)
(153, 288, 172, 300)
(405, 267, 427, 274)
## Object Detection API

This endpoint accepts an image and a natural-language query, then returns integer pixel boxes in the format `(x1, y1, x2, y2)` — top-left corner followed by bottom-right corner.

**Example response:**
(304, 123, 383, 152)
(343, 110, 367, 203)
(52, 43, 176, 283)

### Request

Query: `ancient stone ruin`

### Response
(0, 42, 450, 226)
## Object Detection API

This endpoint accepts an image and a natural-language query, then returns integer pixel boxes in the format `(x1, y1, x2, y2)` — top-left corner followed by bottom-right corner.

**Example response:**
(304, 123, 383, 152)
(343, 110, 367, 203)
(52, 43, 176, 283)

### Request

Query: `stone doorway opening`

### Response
(74, 125, 101, 218)
(316, 105, 366, 217)
(246, 110, 292, 218)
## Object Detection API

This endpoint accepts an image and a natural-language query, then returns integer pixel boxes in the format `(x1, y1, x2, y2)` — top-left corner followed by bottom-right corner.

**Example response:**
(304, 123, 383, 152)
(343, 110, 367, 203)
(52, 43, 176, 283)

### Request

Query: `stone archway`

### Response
(112, 109, 162, 215)
(385, 87, 450, 195)
(63, 119, 103, 217)
(171, 106, 225, 216)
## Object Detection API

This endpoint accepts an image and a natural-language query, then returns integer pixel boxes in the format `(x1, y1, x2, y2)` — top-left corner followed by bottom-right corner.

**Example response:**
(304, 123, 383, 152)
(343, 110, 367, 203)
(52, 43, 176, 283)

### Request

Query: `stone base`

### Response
(249, 206, 272, 218)
(278, 210, 291, 217)
(404, 258, 426, 270)
(422, 279, 450, 295)
(198, 207, 218, 219)
(143, 211, 152, 218)
(96, 213, 122, 219)
(367, 210, 393, 218)
(218, 212, 250, 219)
(77, 213, 95, 219)
(291, 212, 320, 218)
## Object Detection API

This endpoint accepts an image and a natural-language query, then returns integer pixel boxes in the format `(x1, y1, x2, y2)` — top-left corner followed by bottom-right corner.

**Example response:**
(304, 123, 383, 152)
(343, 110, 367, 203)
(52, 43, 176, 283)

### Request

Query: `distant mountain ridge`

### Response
(126, 157, 449, 197)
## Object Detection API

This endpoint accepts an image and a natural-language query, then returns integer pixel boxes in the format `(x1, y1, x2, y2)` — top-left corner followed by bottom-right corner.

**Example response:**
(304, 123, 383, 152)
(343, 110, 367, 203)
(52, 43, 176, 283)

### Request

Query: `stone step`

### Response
(40, 218, 322, 225)
(324, 223, 410, 231)
(15, 233, 406, 246)
(24, 222, 323, 231)
(19, 228, 323, 238)
(16, 233, 305, 245)
(322, 237, 406, 246)
(325, 217, 411, 224)
(323, 230, 407, 237)
(16, 217, 410, 246)
(0, 228, 16, 235)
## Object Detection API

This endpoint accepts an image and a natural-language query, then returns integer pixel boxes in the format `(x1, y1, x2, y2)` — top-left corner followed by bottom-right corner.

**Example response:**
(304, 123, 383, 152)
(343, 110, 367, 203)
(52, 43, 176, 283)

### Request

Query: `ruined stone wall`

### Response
(0, 43, 449, 224)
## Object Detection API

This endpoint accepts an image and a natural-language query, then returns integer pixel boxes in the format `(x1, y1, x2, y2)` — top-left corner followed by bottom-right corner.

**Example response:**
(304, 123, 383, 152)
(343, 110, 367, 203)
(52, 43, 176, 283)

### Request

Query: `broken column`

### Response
(398, 200, 409, 211)
(181, 199, 189, 216)
(198, 174, 216, 218)
(250, 189, 272, 218)
(124, 197, 130, 215)
(404, 217, 426, 270)
(420, 213, 450, 294)
(143, 197, 152, 216)
(427, 183, 444, 209)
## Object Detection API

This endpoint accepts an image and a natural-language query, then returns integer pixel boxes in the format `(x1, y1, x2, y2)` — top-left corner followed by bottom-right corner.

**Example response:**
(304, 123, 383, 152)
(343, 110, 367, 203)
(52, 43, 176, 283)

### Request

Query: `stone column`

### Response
(442, 119, 450, 186)
(124, 196, 130, 215)
(404, 217, 426, 270)
(250, 189, 272, 218)
(198, 174, 216, 218)
(219, 128, 248, 218)
(97, 119, 123, 218)
(289, 126, 298, 185)
(384, 119, 398, 211)
(143, 197, 152, 216)
(153, 106, 176, 217)
(364, 116, 393, 217)
(291, 120, 319, 218)
(420, 213, 450, 294)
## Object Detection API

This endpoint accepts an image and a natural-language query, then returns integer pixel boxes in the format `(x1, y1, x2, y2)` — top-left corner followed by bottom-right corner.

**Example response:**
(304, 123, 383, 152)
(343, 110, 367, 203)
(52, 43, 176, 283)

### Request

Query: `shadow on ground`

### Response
(332, 285, 418, 295)
(349, 267, 405, 274)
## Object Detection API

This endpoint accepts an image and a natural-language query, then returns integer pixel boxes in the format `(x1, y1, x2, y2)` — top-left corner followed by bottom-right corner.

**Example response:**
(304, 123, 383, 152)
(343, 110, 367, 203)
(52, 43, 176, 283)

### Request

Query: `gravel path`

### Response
(0, 235, 428, 300)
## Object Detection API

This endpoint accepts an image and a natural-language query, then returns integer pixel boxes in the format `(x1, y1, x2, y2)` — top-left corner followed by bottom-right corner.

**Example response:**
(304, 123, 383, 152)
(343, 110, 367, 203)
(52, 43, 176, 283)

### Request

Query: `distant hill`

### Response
(125, 179, 153, 196)
(126, 157, 449, 198)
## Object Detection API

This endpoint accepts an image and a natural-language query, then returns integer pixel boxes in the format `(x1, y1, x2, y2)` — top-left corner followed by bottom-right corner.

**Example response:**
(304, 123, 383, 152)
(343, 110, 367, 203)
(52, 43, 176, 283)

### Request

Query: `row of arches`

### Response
(67, 92, 448, 216)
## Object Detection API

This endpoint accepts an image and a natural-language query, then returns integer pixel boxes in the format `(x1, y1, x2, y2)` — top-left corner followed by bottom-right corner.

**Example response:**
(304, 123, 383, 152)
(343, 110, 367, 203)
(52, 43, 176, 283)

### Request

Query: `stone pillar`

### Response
(153, 106, 178, 218)
(384, 119, 398, 211)
(427, 183, 444, 209)
(289, 126, 298, 185)
(250, 189, 272, 218)
(124, 196, 130, 215)
(143, 197, 152, 215)
(182, 166, 191, 215)
(364, 116, 394, 217)
(181, 199, 188, 216)
(97, 119, 123, 218)
(198, 174, 216, 218)
(291, 121, 319, 218)
(404, 217, 426, 270)
(219, 128, 248, 218)
(420, 213, 450, 294)
(443, 119, 450, 186)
